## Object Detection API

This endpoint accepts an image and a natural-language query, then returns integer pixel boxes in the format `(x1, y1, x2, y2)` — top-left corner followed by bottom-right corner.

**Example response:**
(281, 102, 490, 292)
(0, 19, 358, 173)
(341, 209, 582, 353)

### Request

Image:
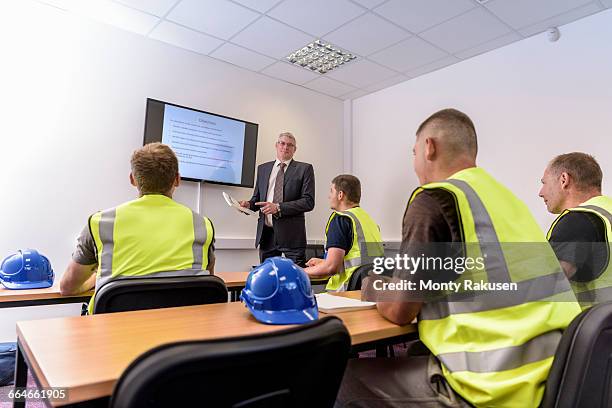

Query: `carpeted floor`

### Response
(0, 372, 46, 408)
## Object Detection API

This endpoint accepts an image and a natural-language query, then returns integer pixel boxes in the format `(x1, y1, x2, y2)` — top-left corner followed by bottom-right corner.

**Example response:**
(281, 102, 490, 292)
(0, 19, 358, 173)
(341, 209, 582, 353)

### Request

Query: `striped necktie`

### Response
(273, 162, 286, 203)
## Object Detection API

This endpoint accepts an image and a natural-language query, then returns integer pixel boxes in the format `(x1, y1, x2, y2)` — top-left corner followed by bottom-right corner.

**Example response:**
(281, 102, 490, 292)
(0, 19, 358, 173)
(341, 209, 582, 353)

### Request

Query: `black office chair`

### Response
(305, 244, 325, 261)
(346, 263, 375, 291)
(92, 275, 228, 314)
(110, 316, 351, 408)
(541, 301, 612, 408)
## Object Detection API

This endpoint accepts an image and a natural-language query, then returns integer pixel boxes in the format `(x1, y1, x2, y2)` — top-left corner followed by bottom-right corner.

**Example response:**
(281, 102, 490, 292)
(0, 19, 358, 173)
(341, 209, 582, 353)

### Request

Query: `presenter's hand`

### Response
(306, 258, 323, 267)
(255, 201, 280, 215)
(238, 200, 250, 208)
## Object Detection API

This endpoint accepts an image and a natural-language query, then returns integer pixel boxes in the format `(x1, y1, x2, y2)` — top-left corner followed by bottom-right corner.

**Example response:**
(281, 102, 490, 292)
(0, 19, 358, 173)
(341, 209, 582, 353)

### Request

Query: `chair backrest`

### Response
(541, 301, 612, 408)
(93, 275, 228, 314)
(305, 244, 325, 261)
(110, 316, 351, 408)
(346, 263, 374, 291)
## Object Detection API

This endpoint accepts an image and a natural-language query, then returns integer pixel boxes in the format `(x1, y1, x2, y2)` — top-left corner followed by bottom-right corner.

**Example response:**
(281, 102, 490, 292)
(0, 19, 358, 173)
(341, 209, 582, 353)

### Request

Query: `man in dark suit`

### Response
(240, 132, 315, 266)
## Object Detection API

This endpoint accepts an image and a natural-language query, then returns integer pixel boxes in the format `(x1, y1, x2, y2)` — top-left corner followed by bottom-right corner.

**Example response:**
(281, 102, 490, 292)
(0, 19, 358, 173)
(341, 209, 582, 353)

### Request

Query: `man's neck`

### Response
(429, 162, 477, 183)
(336, 202, 358, 212)
(139, 192, 173, 199)
(564, 190, 601, 209)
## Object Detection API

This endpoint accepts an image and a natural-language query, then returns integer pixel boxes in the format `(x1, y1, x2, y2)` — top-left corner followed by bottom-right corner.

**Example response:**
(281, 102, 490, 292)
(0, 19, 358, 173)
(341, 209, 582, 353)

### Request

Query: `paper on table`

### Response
(223, 192, 257, 216)
(316, 293, 376, 313)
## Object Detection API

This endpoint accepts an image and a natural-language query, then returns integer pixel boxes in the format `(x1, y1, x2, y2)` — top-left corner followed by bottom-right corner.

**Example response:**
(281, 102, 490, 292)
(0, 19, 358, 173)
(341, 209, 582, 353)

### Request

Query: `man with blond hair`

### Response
(240, 132, 315, 266)
(540, 152, 612, 307)
(60, 143, 215, 314)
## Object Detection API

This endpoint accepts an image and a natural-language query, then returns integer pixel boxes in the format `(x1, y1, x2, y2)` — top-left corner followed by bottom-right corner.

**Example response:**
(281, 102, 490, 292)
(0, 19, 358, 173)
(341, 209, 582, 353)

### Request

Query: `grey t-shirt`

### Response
(71, 220, 216, 268)
(72, 224, 97, 265)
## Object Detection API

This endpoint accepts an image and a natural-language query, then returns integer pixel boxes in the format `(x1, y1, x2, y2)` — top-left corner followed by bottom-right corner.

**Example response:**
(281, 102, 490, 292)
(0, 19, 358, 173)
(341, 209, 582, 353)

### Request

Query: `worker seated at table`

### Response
(60, 142, 215, 314)
(304, 175, 383, 291)
(335, 109, 581, 408)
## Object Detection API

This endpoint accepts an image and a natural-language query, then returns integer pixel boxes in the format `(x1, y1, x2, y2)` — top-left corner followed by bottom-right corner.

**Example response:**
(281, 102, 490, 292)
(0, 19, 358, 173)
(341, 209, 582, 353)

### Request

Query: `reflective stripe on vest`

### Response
(438, 330, 562, 373)
(98, 208, 116, 283)
(324, 207, 383, 291)
(412, 167, 580, 407)
(446, 179, 509, 282)
(420, 270, 570, 320)
(546, 196, 612, 308)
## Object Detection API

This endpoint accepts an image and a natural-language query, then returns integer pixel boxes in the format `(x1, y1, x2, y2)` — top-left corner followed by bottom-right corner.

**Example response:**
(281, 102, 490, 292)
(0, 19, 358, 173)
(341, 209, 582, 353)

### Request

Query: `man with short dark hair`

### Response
(304, 175, 383, 291)
(540, 152, 612, 307)
(335, 109, 580, 408)
(60, 143, 215, 314)
(239, 132, 315, 266)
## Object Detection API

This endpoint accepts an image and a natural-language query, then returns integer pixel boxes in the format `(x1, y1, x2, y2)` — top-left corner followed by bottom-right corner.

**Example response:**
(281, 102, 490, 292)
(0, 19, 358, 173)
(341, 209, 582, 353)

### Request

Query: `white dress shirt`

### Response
(265, 158, 292, 227)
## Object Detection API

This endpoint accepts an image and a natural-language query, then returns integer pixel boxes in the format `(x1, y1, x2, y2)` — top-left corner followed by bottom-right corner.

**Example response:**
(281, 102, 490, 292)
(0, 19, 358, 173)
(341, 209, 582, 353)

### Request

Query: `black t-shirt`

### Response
(325, 214, 354, 253)
(548, 211, 608, 282)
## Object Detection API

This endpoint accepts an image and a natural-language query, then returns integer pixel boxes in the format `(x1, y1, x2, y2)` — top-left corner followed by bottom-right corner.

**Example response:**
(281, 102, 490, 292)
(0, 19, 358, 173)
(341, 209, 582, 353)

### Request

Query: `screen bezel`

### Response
(143, 98, 258, 188)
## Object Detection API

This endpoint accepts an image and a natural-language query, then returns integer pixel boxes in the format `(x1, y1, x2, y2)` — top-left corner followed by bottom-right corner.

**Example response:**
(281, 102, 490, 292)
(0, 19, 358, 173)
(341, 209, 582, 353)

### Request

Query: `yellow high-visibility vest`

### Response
(88, 194, 214, 313)
(324, 207, 383, 291)
(546, 195, 612, 309)
(411, 167, 580, 407)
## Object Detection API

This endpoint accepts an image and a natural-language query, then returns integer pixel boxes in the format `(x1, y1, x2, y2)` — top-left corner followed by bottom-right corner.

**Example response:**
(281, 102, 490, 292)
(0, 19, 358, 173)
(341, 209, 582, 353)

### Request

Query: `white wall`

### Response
(0, 1, 344, 340)
(352, 9, 612, 240)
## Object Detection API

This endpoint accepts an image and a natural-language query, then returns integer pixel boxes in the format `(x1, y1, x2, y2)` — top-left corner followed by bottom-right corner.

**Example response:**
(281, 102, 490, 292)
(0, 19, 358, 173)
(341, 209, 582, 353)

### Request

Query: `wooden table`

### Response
(0, 272, 329, 307)
(13, 291, 416, 407)
(0, 283, 93, 309)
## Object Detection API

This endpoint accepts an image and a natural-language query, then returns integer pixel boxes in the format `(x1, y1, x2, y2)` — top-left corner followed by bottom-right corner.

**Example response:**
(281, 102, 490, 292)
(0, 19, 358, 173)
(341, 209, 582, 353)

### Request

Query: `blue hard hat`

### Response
(240, 257, 318, 325)
(0, 249, 54, 290)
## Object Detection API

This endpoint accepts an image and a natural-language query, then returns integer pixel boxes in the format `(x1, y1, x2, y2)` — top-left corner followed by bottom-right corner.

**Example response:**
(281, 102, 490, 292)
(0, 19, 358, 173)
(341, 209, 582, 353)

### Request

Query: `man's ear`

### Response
(559, 172, 571, 190)
(175, 173, 181, 187)
(424, 137, 436, 161)
(129, 172, 137, 187)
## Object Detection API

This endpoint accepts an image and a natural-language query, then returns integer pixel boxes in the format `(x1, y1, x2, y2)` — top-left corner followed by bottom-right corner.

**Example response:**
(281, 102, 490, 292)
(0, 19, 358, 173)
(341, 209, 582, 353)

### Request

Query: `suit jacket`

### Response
(248, 160, 315, 248)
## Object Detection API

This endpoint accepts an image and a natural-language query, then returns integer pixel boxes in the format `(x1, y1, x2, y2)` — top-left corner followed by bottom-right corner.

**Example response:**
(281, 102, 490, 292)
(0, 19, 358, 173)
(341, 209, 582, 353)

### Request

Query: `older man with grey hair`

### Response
(240, 132, 315, 266)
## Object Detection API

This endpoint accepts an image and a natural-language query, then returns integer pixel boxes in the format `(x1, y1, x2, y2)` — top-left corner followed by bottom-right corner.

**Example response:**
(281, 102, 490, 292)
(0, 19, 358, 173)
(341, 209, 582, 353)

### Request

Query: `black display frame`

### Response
(143, 98, 258, 188)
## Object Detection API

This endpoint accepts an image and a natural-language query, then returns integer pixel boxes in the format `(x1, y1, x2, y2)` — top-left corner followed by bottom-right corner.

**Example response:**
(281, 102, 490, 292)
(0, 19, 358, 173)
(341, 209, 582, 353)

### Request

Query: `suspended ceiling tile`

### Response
(261, 61, 321, 85)
(210, 42, 276, 72)
(454, 32, 522, 59)
(167, 0, 260, 40)
(363, 74, 410, 92)
(324, 13, 409, 56)
(369, 36, 448, 71)
(326, 59, 398, 88)
(484, 0, 593, 30)
(374, 0, 476, 33)
(340, 88, 371, 100)
(518, 2, 604, 37)
(231, 0, 282, 13)
(404, 55, 460, 78)
(231, 17, 315, 58)
(114, 0, 178, 17)
(302, 77, 356, 98)
(420, 7, 512, 54)
(351, 0, 387, 9)
(268, 0, 365, 37)
(149, 21, 224, 55)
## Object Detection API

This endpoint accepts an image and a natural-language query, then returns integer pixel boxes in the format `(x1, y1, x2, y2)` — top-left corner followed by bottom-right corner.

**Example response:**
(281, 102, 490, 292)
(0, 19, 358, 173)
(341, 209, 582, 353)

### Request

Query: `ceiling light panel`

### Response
(286, 39, 356, 74)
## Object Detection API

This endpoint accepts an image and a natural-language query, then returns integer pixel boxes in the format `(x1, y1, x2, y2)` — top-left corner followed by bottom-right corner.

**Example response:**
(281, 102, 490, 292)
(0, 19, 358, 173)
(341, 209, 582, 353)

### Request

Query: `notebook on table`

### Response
(316, 293, 376, 313)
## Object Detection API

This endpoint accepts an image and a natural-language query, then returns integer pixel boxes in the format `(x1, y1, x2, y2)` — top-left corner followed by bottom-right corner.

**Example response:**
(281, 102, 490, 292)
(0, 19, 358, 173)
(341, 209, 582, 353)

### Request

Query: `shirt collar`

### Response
(274, 158, 293, 167)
